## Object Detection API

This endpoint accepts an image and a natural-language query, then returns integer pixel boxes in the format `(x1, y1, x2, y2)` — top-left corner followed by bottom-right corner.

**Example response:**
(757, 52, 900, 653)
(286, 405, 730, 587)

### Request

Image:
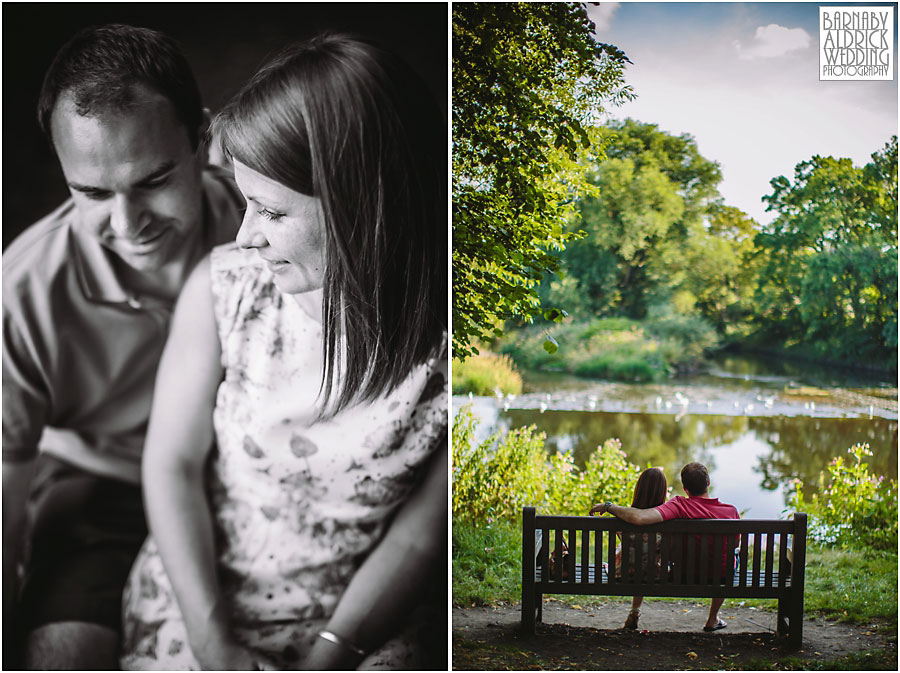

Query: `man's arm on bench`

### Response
(589, 503, 663, 525)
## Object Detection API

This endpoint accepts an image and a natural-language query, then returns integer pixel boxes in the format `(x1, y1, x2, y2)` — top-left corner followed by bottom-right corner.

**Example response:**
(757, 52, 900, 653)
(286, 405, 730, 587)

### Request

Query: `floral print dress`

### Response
(120, 244, 447, 670)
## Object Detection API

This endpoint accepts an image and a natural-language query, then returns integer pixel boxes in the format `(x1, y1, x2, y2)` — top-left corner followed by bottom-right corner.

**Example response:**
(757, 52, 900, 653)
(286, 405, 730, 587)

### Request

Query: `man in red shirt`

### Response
(590, 462, 739, 631)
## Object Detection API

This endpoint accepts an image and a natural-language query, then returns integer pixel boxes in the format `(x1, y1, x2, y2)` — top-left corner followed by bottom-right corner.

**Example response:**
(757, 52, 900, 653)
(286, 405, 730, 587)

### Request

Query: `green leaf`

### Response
(542, 308, 567, 323)
(542, 335, 559, 354)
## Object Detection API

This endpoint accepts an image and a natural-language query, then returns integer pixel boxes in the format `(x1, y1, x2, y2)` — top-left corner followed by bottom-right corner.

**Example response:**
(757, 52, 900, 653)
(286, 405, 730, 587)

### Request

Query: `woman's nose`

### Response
(236, 211, 267, 249)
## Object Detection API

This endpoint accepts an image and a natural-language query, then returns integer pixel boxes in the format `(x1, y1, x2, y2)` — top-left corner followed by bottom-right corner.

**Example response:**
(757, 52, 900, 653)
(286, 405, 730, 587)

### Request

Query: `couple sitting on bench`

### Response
(588, 462, 739, 632)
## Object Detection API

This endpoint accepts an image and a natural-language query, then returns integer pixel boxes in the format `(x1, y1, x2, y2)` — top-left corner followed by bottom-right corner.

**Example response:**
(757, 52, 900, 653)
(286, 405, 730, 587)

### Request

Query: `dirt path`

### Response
(453, 599, 896, 670)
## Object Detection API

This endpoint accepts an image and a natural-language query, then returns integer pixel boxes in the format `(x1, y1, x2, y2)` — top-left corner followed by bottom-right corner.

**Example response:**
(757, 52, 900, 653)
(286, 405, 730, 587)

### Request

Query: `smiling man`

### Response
(2, 25, 242, 669)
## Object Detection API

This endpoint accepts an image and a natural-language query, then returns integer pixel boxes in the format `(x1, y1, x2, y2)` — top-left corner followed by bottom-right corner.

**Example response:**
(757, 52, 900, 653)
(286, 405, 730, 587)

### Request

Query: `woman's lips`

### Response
(265, 259, 290, 273)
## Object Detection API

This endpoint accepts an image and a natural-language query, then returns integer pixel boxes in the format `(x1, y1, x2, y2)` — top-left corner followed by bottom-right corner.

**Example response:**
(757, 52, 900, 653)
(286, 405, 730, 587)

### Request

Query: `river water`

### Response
(452, 353, 897, 519)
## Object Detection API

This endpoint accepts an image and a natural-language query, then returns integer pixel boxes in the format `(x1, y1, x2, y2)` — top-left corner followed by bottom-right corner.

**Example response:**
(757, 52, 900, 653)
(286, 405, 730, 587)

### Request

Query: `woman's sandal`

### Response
(703, 619, 728, 632)
(624, 609, 641, 630)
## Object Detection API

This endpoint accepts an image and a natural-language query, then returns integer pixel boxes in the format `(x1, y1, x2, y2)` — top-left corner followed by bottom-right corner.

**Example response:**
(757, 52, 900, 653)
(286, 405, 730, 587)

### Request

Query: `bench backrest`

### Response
(523, 507, 807, 590)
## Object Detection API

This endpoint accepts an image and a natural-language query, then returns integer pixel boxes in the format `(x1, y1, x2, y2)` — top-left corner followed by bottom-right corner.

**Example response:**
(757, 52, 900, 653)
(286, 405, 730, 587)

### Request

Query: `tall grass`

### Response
(452, 351, 523, 395)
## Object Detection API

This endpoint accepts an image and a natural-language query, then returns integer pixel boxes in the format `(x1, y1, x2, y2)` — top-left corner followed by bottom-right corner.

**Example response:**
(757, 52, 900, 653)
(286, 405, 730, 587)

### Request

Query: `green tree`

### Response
(452, 2, 634, 359)
(753, 137, 898, 361)
(678, 205, 760, 334)
(545, 120, 728, 321)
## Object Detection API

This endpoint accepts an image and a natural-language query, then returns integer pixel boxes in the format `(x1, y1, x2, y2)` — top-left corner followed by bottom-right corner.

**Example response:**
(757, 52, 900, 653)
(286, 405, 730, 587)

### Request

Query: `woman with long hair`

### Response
(592, 467, 667, 630)
(120, 34, 446, 670)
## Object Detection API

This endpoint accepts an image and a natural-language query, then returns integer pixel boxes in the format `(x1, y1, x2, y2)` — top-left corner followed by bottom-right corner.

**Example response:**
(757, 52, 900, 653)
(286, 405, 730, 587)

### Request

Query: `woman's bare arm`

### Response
(140, 256, 257, 669)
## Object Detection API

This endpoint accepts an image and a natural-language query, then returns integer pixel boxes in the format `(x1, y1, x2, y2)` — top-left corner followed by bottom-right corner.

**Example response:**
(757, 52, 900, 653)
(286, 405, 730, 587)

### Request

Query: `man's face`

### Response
(50, 86, 207, 274)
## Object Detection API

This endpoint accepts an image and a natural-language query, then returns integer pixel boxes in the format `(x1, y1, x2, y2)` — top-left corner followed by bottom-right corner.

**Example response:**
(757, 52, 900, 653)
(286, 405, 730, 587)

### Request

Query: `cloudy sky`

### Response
(587, 1, 898, 225)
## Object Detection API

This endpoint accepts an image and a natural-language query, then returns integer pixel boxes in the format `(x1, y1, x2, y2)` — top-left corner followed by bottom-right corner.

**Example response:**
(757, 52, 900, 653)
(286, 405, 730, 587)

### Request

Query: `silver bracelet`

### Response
(318, 630, 365, 657)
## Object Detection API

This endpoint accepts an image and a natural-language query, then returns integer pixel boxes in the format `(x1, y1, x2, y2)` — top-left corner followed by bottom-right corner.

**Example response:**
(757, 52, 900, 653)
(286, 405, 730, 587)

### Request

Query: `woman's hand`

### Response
(192, 630, 273, 671)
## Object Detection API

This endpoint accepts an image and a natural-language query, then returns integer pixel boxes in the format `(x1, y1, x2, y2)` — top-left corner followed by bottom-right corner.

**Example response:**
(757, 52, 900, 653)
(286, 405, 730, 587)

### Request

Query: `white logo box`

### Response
(819, 6, 895, 80)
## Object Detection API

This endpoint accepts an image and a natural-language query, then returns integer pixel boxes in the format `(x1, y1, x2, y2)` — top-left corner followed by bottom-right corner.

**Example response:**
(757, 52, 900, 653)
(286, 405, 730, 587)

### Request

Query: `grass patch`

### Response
(452, 638, 550, 670)
(742, 649, 897, 670)
(452, 520, 522, 606)
(451, 351, 523, 395)
(802, 547, 898, 624)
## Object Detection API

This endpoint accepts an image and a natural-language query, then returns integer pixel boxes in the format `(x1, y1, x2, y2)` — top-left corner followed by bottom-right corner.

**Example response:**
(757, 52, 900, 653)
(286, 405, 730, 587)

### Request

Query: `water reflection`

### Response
(490, 407, 897, 520)
(455, 353, 897, 520)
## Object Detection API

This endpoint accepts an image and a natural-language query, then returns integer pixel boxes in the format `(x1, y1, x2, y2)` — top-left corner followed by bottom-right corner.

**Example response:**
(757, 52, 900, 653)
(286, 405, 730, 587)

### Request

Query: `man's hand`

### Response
(588, 502, 611, 516)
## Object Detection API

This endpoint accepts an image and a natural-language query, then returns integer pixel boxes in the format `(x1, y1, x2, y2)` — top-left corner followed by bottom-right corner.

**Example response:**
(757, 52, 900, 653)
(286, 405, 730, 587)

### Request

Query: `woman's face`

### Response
(233, 159, 327, 295)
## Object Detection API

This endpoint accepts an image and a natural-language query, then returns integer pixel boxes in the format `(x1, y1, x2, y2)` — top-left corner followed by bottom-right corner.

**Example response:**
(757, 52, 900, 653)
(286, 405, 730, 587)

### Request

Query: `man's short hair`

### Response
(680, 462, 709, 496)
(37, 24, 203, 149)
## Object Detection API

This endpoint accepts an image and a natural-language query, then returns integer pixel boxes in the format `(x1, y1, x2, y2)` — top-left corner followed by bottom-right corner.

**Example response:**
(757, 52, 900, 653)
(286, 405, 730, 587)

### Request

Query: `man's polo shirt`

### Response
(655, 495, 740, 576)
(655, 495, 739, 522)
(2, 166, 243, 483)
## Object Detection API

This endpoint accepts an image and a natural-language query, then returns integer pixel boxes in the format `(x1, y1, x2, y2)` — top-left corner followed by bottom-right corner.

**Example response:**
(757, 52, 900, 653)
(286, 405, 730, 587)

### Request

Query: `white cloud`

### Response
(734, 24, 812, 60)
(586, 2, 620, 33)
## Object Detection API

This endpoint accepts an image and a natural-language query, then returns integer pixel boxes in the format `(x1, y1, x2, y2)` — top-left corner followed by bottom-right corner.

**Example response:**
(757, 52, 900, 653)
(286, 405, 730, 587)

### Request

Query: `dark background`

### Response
(2, 2, 448, 248)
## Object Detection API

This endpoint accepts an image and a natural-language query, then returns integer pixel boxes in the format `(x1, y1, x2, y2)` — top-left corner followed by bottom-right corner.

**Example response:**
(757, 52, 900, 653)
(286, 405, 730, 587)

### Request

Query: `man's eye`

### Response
(143, 176, 170, 189)
(258, 208, 285, 222)
(81, 190, 111, 201)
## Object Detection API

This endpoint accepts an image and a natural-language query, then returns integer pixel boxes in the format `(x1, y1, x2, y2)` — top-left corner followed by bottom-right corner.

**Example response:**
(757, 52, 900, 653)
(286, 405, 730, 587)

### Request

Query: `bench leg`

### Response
(536, 592, 543, 623)
(521, 588, 535, 635)
(776, 598, 788, 637)
(786, 596, 803, 650)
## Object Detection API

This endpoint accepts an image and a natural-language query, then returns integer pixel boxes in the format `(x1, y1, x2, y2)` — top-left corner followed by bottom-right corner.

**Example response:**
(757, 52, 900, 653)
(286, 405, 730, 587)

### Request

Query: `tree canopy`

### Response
(542, 119, 733, 324)
(753, 136, 898, 360)
(452, 2, 633, 359)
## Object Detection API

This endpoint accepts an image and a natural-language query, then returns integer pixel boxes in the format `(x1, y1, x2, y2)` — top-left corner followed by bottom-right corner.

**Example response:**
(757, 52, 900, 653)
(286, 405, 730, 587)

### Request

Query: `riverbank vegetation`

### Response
(451, 352, 523, 396)
(497, 313, 717, 383)
(452, 409, 898, 626)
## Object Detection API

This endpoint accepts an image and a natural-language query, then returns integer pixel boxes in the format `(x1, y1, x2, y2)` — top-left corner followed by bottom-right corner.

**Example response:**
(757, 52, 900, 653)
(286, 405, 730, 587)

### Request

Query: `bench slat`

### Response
(533, 515, 797, 534)
(778, 532, 788, 590)
(739, 532, 749, 587)
(752, 532, 762, 588)
(765, 532, 775, 587)
(535, 566, 790, 587)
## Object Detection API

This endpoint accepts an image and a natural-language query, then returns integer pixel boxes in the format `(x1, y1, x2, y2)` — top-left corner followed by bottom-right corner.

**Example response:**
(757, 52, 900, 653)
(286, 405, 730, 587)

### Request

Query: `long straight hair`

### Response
(631, 467, 667, 509)
(212, 34, 446, 417)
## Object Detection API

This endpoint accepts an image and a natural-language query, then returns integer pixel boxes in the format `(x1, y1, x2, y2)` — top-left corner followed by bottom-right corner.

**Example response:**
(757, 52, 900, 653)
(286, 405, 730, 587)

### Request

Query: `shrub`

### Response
(451, 352, 523, 395)
(497, 317, 714, 381)
(644, 311, 718, 362)
(452, 406, 642, 524)
(787, 444, 898, 551)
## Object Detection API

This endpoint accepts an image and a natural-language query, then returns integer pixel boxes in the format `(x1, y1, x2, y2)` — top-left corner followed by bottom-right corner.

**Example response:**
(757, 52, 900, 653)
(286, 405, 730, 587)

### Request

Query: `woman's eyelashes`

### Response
(257, 207, 286, 222)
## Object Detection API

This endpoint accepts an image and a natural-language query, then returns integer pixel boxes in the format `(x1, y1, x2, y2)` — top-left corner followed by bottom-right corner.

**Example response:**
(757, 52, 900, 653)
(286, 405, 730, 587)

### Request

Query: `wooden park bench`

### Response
(521, 506, 807, 649)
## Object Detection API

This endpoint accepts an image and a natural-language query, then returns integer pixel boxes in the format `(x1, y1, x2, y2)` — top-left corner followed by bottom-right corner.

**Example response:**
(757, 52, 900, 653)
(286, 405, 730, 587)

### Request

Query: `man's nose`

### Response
(110, 194, 148, 237)
(236, 211, 267, 249)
